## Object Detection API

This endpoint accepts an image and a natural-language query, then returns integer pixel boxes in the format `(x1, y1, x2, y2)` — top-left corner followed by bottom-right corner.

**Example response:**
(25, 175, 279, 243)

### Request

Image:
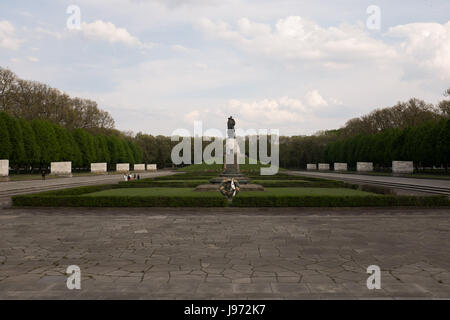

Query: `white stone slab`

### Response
(116, 163, 130, 172)
(318, 163, 330, 171)
(306, 164, 317, 170)
(392, 161, 413, 174)
(357, 162, 373, 172)
(0, 160, 9, 177)
(334, 163, 348, 171)
(51, 162, 72, 176)
(147, 164, 157, 171)
(134, 164, 145, 171)
(91, 163, 107, 174)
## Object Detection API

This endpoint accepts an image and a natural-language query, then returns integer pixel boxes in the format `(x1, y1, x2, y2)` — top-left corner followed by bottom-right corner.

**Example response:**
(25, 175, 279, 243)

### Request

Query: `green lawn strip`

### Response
(118, 180, 209, 188)
(251, 180, 346, 188)
(241, 188, 374, 197)
(86, 188, 220, 197)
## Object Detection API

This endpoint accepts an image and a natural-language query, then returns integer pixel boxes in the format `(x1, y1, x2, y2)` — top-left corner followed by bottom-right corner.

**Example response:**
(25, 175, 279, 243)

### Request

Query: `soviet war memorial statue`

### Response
(227, 116, 236, 138)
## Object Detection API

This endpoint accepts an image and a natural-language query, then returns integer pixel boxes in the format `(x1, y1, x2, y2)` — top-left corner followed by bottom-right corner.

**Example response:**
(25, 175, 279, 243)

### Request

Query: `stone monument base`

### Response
(195, 184, 264, 192)
(210, 173, 250, 184)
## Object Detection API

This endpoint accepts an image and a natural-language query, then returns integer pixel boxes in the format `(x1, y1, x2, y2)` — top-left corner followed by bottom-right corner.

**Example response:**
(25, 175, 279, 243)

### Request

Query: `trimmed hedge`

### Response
(12, 194, 227, 207)
(230, 195, 450, 207)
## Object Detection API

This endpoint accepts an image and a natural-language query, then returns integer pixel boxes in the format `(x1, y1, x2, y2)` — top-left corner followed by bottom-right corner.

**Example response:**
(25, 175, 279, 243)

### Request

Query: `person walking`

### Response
(41, 170, 46, 180)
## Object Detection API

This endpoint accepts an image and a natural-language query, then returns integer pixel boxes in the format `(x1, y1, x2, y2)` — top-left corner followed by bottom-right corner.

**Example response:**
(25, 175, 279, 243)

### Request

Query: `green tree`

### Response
(0, 112, 11, 159)
(31, 119, 60, 167)
(17, 118, 40, 168)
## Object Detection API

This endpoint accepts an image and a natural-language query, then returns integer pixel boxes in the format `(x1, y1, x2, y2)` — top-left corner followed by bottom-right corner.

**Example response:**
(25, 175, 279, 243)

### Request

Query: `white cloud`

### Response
(27, 56, 39, 63)
(225, 91, 338, 127)
(78, 20, 155, 48)
(184, 110, 201, 123)
(387, 22, 450, 79)
(305, 90, 328, 107)
(0, 20, 21, 50)
(199, 16, 450, 80)
(198, 16, 396, 64)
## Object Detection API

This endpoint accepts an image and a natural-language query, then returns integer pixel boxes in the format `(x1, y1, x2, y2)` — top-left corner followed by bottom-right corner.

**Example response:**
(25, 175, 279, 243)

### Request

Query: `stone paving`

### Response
(0, 207, 449, 299)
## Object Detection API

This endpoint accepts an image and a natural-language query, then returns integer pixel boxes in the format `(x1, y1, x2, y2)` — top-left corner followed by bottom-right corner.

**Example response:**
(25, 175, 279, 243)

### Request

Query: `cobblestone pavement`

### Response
(0, 207, 449, 299)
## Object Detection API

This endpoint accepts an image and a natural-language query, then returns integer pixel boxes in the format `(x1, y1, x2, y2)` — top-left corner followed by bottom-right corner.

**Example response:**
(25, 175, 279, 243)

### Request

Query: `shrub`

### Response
(231, 195, 450, 207)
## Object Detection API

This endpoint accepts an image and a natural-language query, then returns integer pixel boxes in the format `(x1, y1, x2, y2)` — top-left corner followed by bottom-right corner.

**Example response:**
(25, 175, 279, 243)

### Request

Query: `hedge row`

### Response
(230, 195, 450, 207)
(13, 193, 449, 208)
(12, 194, 227, 207)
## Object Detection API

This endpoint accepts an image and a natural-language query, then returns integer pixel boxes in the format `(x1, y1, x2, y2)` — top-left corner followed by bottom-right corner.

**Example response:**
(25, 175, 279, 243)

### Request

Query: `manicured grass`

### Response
(87, 188, 221, 197)
(118, 179, 209, 188)
(238, 188, 375, 197)
(87, 187, 374, 197)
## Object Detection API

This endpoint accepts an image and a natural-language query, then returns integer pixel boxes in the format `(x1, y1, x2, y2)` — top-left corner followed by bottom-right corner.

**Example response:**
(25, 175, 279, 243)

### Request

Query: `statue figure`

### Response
(227, 116, 235, 138)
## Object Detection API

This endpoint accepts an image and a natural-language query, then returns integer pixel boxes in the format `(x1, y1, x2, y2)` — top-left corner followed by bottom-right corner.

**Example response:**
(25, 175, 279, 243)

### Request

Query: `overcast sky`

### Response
(1, 0, 449, 136)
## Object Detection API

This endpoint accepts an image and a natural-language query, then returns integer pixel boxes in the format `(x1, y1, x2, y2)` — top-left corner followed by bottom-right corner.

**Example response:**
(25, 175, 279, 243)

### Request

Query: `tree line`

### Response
(0, 68, 115, 130)
(279, 89, 450, 171)
(323, 119, 450, 171)
(0, 111, 143, 172)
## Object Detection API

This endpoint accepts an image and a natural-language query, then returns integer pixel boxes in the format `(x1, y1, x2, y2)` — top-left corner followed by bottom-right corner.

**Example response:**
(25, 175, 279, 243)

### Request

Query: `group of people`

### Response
(123, 173, 140, 181)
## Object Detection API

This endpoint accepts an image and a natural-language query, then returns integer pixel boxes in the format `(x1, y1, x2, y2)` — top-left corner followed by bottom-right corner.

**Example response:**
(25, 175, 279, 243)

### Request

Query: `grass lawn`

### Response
(239, 188, 376, 197)
(87, 187, 375, 197)
(87, 187, 222, 197)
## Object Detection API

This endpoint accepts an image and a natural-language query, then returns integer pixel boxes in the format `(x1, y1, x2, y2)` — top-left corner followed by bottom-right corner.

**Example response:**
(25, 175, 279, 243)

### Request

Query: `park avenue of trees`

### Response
(279, 89, 450, 172)
(0, 67, 143, 172)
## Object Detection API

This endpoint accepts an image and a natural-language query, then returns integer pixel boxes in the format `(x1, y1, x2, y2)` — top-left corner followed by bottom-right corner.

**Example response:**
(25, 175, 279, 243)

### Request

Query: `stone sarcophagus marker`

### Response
(91, 163, 107, 174)
(51, 161, 72, 177)
(147, 164, 157, 171)
(134, 164, 145, 172)
(116, 163, 130, 172)
(318, 163, 330, 171)
(392, 161, 413, 174)
(307, 164, 317, 170)
(334, 163, 348, 171)
(0, 160, 9, 181)
(357, 162, 373, 172)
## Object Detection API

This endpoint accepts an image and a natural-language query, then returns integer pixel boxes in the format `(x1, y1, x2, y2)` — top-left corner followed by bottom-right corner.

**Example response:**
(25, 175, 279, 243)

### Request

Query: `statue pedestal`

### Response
(210, 138, 250, 184)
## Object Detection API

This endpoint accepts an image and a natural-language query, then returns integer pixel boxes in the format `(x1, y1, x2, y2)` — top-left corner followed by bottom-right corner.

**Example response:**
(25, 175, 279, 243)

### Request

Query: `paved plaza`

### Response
(0, 207, 449, 299)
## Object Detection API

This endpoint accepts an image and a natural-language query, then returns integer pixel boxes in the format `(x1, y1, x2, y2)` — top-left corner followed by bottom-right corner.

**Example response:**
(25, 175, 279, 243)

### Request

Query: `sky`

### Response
(0, 0, 449, 136)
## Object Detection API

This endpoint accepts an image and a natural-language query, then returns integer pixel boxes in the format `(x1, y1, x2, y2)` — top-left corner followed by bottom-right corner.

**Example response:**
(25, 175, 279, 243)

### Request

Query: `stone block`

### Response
(116, 163, 130, 172)
(0, 159, 9, 181)
(306, 164, 317, 170)
(147, 164, 157, 171)
(50, 162, 72, 176)
(392, 161, 413, 174)
(91, 163, 107, 174)
(357, 162, 373, 172)
(318, 163, 330, 171)
(334, 163, 347, 171)
(134, 164, 145, 171)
